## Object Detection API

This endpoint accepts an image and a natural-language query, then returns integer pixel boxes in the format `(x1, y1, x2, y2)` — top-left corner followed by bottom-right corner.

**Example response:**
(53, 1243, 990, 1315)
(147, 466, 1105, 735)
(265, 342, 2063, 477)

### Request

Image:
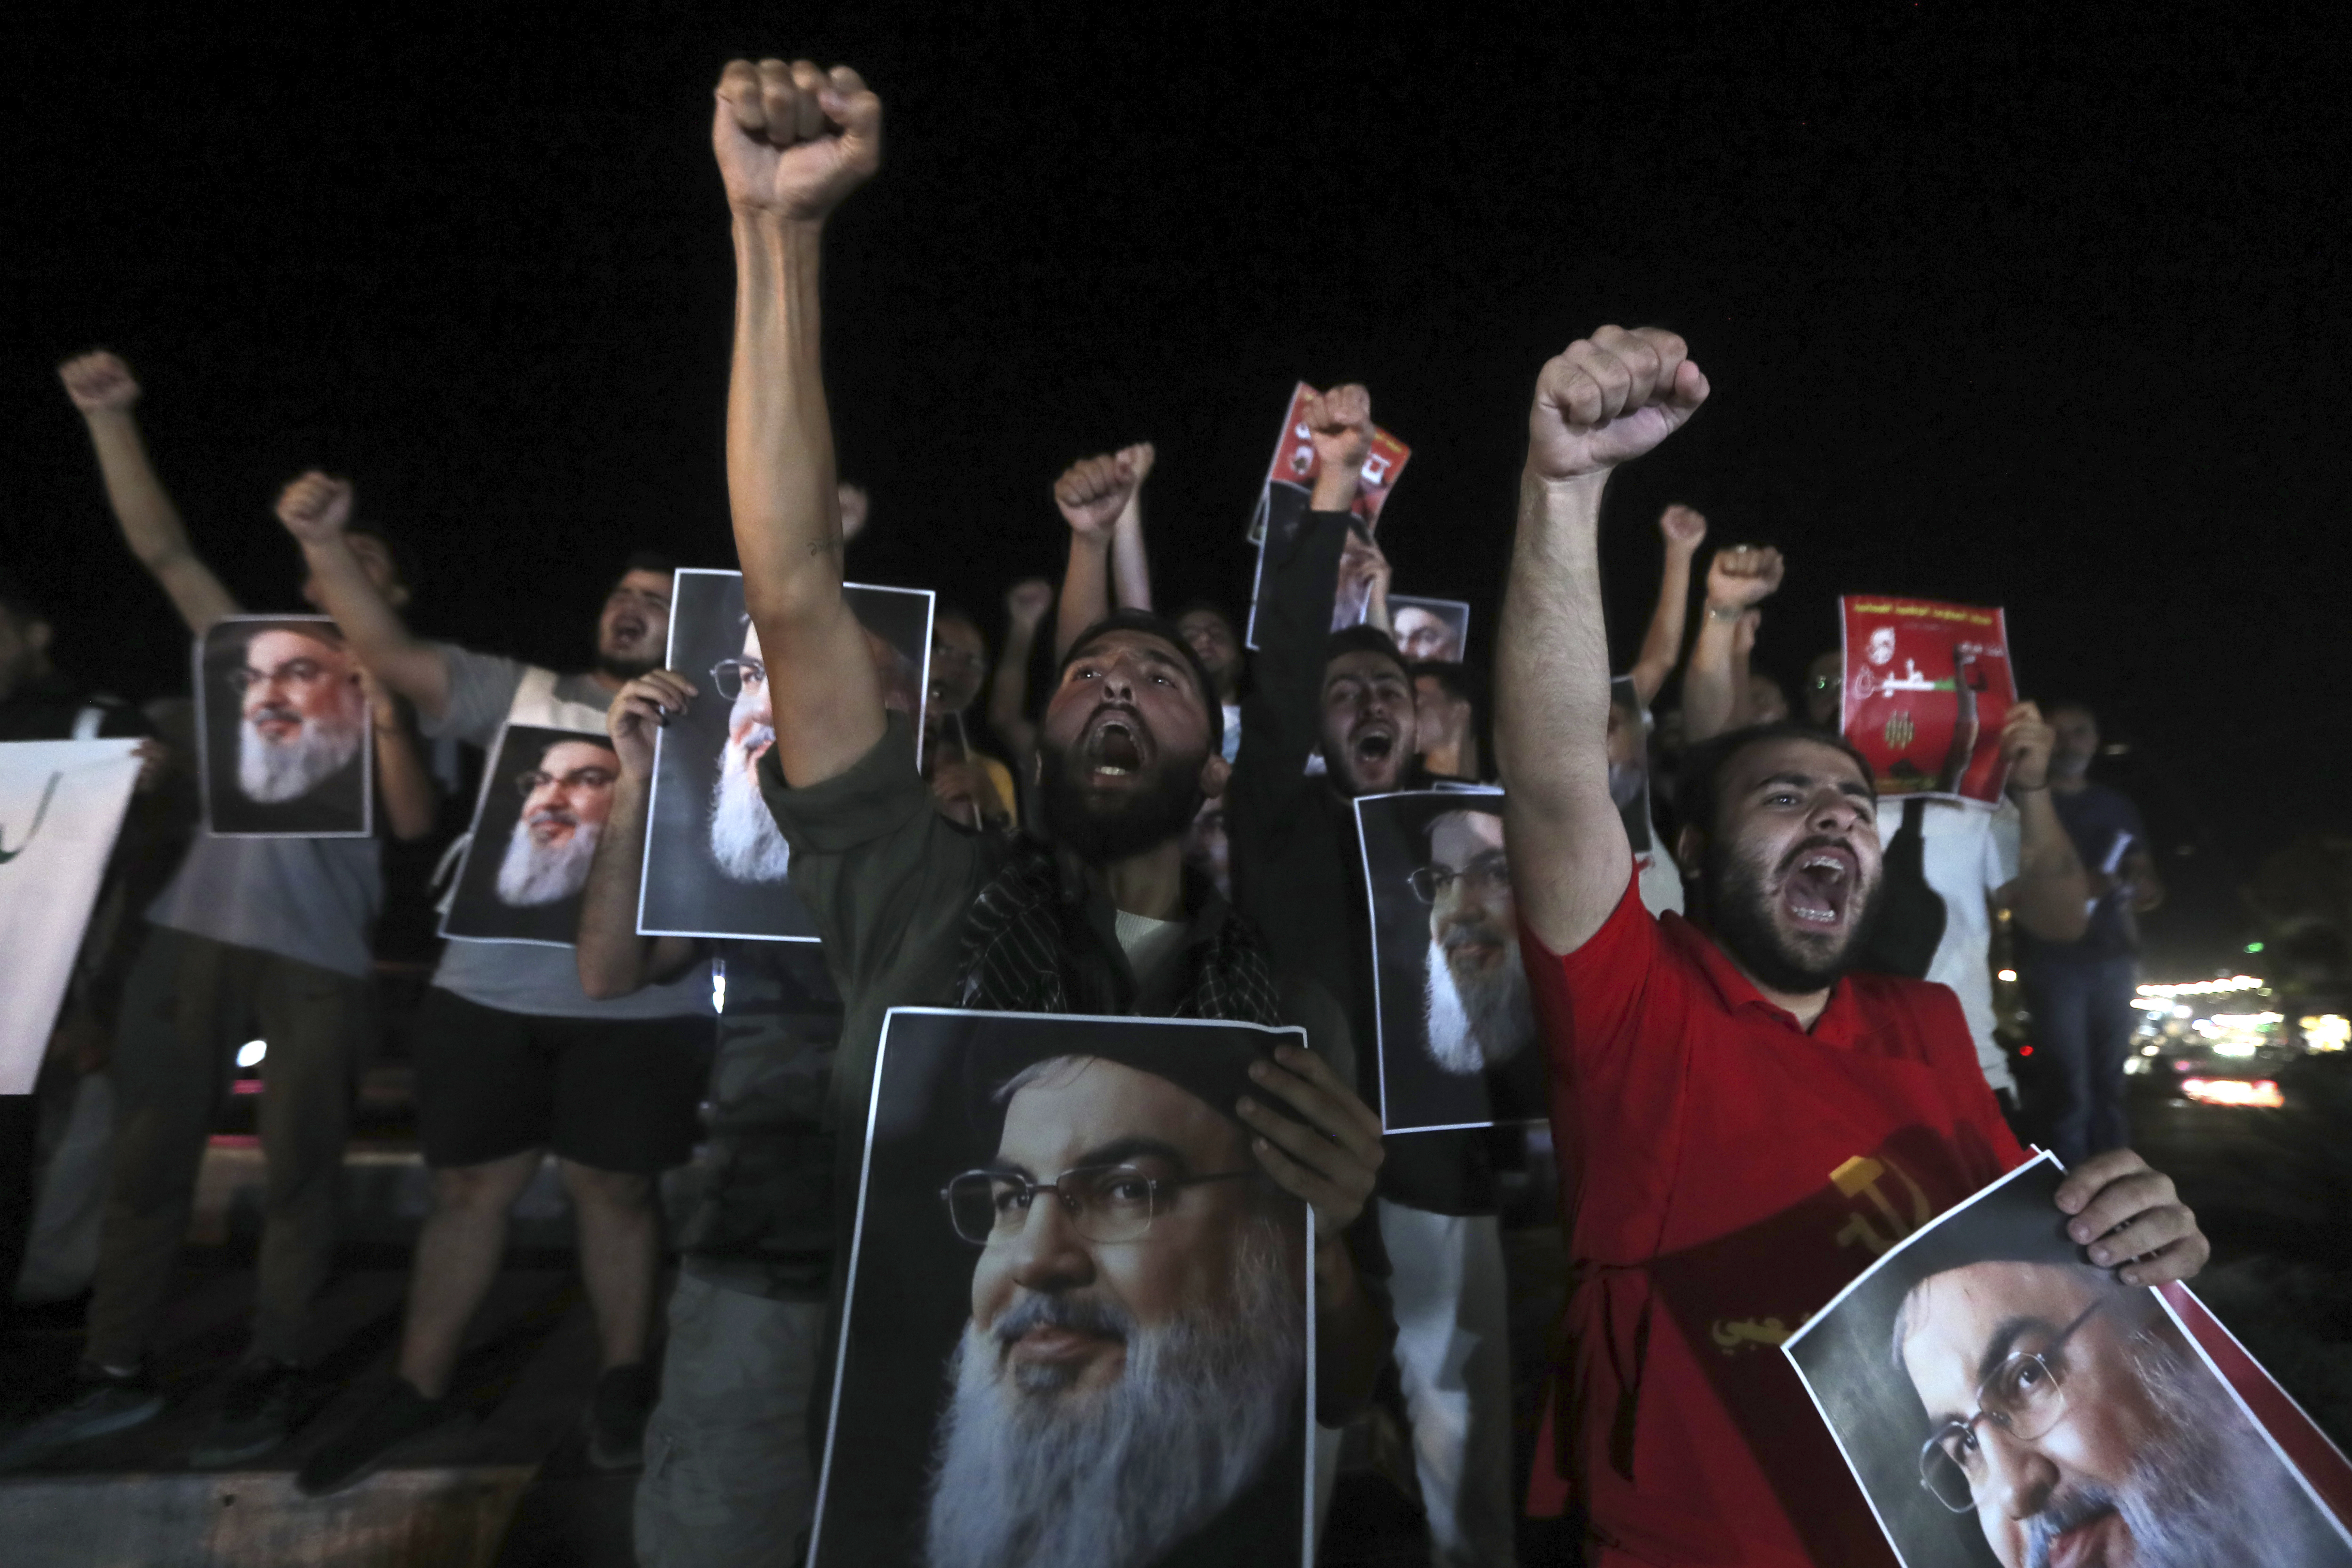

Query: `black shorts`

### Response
(412, 989, 710, 1173)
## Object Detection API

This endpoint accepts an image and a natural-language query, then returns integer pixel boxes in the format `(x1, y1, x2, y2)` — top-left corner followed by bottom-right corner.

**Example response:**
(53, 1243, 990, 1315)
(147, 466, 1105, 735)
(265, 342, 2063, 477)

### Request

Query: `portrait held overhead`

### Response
(637, 568, 935, 941)
(1352, 788, 1544, 1133)
(1840, 597, 2018, 804)
(1388, 596, 1470, 665)
(441, 724, 621, 945)
(1243, 381, 1412, 650)
(1784, 1155, 2352, 1568)
(195, 616, 373, 837)
(811, 1009, 1314, 1568)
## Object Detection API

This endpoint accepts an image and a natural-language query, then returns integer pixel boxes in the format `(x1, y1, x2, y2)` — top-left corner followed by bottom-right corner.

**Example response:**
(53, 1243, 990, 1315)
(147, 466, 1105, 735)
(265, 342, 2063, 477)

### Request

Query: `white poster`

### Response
(0, 740, 144, 1094)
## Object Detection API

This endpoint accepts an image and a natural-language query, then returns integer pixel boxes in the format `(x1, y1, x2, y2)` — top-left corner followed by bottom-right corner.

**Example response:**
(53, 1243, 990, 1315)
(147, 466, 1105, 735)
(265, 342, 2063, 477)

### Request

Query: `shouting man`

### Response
(1495, 323, 2210, 1564)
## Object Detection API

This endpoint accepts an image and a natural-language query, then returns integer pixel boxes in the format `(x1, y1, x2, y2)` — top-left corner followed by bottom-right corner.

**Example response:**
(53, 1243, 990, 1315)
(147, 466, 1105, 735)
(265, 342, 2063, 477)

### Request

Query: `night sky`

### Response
(6, 4, 2345, 971)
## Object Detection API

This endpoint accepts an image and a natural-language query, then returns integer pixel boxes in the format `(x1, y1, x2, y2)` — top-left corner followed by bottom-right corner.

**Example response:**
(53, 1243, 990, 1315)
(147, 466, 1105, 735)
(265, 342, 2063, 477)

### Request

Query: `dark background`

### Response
(442, 723, 610, 946)
(641, 571, 932, 940)
(196, 615, 372, 838)
(821, 1010, 1313, 1567)
(6, 3, 2344, 976)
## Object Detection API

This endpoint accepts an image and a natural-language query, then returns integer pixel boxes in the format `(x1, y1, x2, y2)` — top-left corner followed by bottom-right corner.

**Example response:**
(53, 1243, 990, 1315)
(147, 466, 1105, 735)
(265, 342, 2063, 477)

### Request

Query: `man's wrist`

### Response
(1705, 601, 1746, 623)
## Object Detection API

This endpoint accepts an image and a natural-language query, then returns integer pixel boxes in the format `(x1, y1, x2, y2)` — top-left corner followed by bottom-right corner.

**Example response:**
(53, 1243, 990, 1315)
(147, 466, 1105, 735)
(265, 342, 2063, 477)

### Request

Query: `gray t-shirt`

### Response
(147, 835, 382, 979)
(422, 643, 708, 1021)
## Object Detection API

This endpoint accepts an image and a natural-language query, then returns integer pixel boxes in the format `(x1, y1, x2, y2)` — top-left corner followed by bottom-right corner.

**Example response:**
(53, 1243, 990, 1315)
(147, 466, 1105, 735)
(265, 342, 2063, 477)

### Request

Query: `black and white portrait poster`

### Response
(810, 1008, 1315, 1568)
(1387, 595, 1471, 665)
(1352, 788, 1545, 1134)
(1783, 1154, 2352, 1568)
(0, 740, 144, 1094)
(1608, 674, 1654, 854)
(639, 568, 934, 941)
(194, 615, 372, 837)
(440, 723, 618, 946)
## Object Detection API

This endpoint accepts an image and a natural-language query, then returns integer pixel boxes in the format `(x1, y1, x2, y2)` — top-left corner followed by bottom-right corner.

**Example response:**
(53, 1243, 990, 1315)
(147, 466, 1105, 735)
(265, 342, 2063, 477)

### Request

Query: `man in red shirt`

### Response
(1491, 326, 2212, 1566)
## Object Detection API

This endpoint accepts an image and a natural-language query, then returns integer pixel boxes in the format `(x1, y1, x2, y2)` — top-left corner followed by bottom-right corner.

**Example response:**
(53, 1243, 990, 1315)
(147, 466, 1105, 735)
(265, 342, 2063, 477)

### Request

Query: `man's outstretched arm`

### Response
(1050, 449, 1143, 660)
(1628, 505, 1705, 707)
(1678, 544, 1782, 744)
(1498, 328, 1709, 956)
(716, 58, 887, 789)
(276, 473, 455, 721)
(58, 352, 240, 637)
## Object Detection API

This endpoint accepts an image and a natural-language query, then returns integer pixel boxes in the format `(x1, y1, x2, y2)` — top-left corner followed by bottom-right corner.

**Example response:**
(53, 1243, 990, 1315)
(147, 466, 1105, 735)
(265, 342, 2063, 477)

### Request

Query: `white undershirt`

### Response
(1114, 909, 1190, 992)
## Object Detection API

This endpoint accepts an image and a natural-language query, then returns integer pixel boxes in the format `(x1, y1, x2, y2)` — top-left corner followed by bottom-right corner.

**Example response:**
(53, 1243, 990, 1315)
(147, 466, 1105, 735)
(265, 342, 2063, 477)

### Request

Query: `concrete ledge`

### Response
(0, 1464, 536, 1568)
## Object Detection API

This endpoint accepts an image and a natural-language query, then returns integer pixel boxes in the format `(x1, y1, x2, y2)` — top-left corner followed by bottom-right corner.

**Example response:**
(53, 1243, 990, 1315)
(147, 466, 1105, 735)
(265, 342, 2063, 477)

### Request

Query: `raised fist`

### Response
(1304, 385, 1373, 475)
(1054, 452, 1139, 539)
(275, 472, 355, 544)
(58, 351, 141, 413)
(2001, 699, 2055, 794)
(1005, 578, 1054, 626)
(1658, 503, 1708, 551)
(713, 58, 882, 221)
(837, 481, 871, 542)
(1527, 326, 1708, 482)
(1705, 544, 1784, 611)
(1116, 441, 1158, 488)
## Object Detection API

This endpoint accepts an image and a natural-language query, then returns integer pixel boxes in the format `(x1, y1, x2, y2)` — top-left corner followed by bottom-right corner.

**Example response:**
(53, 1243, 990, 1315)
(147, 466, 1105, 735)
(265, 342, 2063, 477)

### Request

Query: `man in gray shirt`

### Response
(0, 355, 436, 1476)
(276, 479, 712, 1490)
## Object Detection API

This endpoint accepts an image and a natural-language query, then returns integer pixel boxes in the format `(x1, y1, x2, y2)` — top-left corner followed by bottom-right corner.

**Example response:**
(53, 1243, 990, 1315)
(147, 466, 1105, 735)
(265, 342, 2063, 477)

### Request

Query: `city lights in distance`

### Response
(2303, 1015, 2349, 1053)
(236, 1040, 266, 1069)
(2180, 1078, 2284, 1109)
(1997, 968, 2018, 983)
(2137, 976, 2266, 999)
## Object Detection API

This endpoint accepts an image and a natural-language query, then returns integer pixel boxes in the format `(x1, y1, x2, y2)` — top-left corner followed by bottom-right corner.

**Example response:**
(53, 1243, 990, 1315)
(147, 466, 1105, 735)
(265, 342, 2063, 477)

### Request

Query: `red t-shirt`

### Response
(1524, 872, 2025, 1567)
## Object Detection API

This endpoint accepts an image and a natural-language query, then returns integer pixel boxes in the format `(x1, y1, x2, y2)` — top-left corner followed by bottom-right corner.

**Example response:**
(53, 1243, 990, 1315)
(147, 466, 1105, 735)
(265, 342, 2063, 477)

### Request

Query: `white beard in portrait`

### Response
(238, 696, 362, 803)
(923, 1215, 1306, 1568)
(495, 807, 600, 907)
(1422, 926, 1536, 1075)
(708, 722, 792, 882)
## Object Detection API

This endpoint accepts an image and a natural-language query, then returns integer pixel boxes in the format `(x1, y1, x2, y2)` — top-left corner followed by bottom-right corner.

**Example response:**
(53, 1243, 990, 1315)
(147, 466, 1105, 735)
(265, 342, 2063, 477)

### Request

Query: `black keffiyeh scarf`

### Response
(954, 845, 1280, 1025)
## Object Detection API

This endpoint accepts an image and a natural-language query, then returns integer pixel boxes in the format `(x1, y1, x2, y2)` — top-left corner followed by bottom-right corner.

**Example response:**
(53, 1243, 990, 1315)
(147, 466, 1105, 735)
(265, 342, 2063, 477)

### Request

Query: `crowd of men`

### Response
(0, 52, 2206, 1568)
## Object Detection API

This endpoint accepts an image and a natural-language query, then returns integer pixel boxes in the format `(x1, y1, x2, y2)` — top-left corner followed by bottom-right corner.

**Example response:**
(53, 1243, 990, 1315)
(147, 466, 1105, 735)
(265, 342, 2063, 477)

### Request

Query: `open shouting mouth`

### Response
(1349, 719, 1397, 775)
(1779, 839, 1859, 929)
(1082, 706, 1152, 782)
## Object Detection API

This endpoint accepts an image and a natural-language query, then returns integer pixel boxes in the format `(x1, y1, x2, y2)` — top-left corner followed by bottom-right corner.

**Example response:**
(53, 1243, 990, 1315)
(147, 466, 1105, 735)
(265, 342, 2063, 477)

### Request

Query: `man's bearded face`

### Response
(595, 569, 671, 681)
(1697, 737, 1882, 995)
(236, 628, 365, 803)
(926, 1057, 1305, 1568)
(1421, 811, 1534, 1074)
(709, 623, 791, 882)
(496, 739, 617, 906)
(1321, 649, 1415, 797)
(1393, 607, 1457, 663)
(1900, 1263, 2335, 1568)
(1037, 631, 1217, 865)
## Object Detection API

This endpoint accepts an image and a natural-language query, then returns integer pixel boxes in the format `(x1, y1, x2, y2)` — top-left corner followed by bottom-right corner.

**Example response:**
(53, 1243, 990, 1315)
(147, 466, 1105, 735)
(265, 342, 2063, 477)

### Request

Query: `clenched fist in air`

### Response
(276, 472, 355, 544)
(1305, 384, 1373, 511)
(1054, 452, 1142, 539)
(58, 351, 141, 414)
(1706, 543, 1785, 611)
(713, 58, 882, 220)
(1658, 503, 1708, 551)
(1526, 326, 1708, 482)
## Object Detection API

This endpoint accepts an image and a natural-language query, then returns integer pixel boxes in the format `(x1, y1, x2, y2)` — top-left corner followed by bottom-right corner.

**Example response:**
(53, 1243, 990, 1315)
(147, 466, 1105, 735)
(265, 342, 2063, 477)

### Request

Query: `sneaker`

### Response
(584, 1363, 655, 1471)
(294, 1378, 461, 1496)
(0, 1364, 164, 1473)
(189, 1360, 307, 1470)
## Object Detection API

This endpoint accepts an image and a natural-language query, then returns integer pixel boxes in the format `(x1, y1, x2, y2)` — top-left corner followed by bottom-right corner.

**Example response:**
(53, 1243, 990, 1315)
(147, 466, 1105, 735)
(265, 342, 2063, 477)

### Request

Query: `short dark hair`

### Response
(2043, 698, 2097, 722)
(1173, 599, 1240, 638)
(1057, 609, 1225, 753)
(1411, 659, 1477, 708)
(1675, 721, 1876, 843)
(619, 551, 678, 585)
(1324, 625, 1409, 686)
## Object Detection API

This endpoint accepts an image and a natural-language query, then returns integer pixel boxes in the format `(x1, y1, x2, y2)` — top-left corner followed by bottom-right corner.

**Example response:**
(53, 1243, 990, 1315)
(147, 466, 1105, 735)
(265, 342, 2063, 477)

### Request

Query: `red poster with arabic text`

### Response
(1254, 383, 1412, 535)
(1838, 596, 2015, 804)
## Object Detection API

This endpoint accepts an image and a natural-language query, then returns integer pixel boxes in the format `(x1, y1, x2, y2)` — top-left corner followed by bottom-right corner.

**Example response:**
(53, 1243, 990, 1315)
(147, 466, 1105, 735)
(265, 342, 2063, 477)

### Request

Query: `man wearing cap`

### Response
(693, 53, 1392, 1566)
(1493, 324, 2210, 1565)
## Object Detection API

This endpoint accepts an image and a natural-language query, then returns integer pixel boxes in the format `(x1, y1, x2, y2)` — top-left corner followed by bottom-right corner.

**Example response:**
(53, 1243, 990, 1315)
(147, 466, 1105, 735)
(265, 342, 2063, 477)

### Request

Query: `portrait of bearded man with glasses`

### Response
(201, 618, 373, 835)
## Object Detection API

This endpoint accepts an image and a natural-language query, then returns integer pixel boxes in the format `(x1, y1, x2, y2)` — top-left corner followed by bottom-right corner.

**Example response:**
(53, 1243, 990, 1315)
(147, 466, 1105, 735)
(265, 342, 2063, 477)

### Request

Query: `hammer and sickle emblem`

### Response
(0, 772, 62, 867)
(1829, 1154, 1932, 1256)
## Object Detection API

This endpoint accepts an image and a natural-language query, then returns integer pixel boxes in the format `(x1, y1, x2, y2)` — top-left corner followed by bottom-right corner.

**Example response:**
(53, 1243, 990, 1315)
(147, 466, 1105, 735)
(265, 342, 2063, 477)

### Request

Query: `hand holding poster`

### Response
(1353, 789, 1546, 1134)
(1840, 597, 2016, 804)
(195, 615, 374, 837)
(0, 740, 143, 1093)
(1783, 1155, 2352, 1568)
(1244, 383, 1412, 650)
(812, 1009, 1315, 1568)
(638, 569, 935, 941)
(440, 723, 618, 945)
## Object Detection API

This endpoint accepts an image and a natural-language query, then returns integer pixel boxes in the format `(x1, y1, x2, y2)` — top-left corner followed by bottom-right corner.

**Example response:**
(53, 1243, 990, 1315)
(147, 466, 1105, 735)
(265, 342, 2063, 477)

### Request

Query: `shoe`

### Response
(584, 1363, 655, 1471)
(189, 1360, 307, 1469)
(294, 1378, 461, 1496)
(0, 1363, 164, 1473)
